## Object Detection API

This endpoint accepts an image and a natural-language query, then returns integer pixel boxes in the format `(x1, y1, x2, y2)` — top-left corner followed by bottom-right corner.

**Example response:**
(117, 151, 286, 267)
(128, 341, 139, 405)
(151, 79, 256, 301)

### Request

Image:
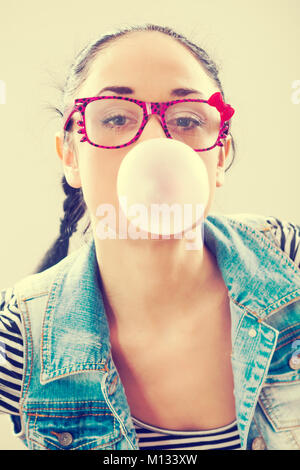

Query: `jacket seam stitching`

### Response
(28, 412, 114, 418)
(259, 395, 300, 430)
(25, 406, 112, 412)
(41, 365, 108, 381)
(41, 268, 67, 377)
(264, 294, 300, 320)
(277, 322, 300, 337)
(265, 377, 300, 384)
(30, 412, 120, 450)
(21, 292, 49, 301)
(23, 400, 107, 405)
(228, 218, 300, 276)
(275, 334, 300, 351)
(18, 298, 34, 425)
(290, 429, 300, 448)
(230, 290, 300, 320)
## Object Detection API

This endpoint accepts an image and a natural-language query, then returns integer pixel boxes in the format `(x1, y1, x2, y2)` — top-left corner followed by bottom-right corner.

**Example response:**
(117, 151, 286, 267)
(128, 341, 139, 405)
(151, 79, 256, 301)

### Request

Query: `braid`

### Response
(58, 176, 86, 241)
(33, 176, 87, 274)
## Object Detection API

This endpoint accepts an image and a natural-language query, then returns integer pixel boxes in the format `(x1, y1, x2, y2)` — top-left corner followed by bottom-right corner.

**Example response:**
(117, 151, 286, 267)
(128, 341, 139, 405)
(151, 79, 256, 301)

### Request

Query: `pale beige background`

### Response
(0, 0, 299, 450)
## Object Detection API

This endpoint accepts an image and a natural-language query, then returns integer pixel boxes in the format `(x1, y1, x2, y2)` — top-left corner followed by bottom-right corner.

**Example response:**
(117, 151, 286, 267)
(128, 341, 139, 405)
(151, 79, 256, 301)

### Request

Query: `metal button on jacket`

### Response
(289, 355, 300, 370)
(57, 432, 73, 447)
(251, 436, 266, 450)
(248, 328, 257, 338)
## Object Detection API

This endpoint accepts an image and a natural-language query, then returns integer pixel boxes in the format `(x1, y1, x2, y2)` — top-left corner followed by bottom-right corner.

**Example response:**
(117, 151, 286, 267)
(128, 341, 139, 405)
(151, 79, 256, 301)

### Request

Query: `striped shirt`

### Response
(1, 215, 299, 449)
(132, 416, 241, 450)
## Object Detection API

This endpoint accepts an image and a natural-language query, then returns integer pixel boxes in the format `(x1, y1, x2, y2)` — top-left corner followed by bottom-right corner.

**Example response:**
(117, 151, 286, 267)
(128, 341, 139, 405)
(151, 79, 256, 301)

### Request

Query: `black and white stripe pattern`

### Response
(0, 287, 23, 415)
(0, 216, 299, 447)
(265, 217, 300, 267)
(132, 416, 241, 450)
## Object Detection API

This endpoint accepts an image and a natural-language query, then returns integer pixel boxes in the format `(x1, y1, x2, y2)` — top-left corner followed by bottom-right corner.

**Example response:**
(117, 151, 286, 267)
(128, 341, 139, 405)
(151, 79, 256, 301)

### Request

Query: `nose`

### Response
(137, 114, 167, 144)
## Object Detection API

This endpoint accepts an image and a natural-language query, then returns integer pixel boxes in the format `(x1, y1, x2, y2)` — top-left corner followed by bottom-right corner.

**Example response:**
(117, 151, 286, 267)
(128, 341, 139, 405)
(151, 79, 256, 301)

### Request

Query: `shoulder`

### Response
(263, 215, 300, 268)
(0, 286, 23, 339)
(12, 242, 89, 303)
(223, 212, 300, 270)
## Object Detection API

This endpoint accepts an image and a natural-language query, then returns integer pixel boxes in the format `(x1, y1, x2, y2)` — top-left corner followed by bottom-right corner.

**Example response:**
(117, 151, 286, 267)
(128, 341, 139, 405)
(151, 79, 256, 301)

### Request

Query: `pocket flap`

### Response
(259, 382, 300, 431)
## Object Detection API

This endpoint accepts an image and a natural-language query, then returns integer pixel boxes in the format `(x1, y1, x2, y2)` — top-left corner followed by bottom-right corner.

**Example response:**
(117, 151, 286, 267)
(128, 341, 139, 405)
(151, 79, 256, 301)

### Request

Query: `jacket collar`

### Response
(41, 213, 300, 382)
(204, 214, 300, 317)
(41, 236, 110, 382)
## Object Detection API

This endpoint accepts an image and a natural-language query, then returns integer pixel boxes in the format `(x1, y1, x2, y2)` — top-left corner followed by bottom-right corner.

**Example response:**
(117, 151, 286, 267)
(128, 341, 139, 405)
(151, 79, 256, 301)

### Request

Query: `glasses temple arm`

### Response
(63, 105, 80, 131)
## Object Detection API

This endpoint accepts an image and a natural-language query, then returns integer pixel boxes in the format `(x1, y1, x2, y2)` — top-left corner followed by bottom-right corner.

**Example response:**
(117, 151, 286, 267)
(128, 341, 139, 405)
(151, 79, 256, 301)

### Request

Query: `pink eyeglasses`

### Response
(63, 92, 235, 152)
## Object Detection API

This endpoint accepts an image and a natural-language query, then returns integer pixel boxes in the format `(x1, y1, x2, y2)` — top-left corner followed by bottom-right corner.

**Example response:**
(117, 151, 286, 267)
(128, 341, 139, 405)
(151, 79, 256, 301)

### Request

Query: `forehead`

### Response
(78, 32, 217, 100)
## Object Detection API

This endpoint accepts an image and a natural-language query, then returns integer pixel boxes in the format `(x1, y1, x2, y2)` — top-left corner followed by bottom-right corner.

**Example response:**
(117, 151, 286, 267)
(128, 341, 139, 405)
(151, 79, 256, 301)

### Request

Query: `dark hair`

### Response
(34, 23, 237, 274)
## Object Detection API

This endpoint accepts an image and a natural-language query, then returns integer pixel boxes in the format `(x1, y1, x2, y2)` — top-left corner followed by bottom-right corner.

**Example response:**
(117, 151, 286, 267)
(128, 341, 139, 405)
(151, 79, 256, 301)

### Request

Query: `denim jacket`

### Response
(11, 212, 300, 450)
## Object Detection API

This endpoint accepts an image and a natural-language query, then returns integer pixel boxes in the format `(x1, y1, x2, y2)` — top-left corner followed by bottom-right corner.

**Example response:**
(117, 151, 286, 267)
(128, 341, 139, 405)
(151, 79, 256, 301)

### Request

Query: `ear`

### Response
(216, 135, 232, 188)
(55, 131, 82, 189)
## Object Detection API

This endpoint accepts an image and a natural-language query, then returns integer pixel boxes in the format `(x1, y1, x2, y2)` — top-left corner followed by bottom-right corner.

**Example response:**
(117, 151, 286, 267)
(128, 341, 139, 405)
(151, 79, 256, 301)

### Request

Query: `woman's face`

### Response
(56, 31, 231, 228)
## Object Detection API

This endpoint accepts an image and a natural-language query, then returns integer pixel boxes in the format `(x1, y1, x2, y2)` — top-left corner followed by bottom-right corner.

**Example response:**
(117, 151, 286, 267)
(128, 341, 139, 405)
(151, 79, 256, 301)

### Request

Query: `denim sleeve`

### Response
(0, 287, 24, 415)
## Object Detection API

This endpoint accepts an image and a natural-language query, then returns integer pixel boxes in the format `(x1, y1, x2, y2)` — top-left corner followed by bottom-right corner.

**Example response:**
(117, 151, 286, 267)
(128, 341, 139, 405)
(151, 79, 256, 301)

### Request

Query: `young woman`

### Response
(1, 23, 300, 451)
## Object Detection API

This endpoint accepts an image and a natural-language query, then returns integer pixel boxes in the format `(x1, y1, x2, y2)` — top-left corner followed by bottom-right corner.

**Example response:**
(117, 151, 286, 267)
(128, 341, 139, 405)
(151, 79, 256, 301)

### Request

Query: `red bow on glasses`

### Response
(207, 92, 235, 122)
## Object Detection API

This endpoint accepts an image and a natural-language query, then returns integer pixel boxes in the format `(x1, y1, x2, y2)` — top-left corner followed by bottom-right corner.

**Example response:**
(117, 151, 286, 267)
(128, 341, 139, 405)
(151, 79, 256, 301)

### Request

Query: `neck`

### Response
(92, 224, 220, 333)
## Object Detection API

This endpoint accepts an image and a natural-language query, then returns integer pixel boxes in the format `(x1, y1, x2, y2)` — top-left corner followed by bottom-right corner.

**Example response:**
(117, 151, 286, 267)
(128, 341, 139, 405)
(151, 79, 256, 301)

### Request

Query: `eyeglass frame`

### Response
(63, 91, 235, 152)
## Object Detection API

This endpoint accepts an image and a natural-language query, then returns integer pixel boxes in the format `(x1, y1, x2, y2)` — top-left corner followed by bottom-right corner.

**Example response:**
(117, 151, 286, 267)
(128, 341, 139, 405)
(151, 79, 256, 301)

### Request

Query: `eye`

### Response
(175, 116, 204, 128)
(167, 114, 206, 131)
(101, 114, 129, 127)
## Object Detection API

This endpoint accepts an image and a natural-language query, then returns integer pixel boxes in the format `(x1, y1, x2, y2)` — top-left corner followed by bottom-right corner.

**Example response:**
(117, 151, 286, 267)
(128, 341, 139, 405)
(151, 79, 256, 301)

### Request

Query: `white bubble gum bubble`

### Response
(117, 138, 209, 237)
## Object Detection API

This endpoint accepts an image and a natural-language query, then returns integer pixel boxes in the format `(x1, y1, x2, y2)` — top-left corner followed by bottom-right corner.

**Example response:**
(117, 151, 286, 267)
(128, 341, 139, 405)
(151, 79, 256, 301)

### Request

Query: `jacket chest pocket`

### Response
(26, 405, 123, 450)
(257, 381, 300, 449)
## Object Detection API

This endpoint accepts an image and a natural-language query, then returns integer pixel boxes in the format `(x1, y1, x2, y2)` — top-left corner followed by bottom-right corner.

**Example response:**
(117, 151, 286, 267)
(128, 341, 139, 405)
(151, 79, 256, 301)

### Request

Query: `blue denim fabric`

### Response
(12, 213, 300, 450)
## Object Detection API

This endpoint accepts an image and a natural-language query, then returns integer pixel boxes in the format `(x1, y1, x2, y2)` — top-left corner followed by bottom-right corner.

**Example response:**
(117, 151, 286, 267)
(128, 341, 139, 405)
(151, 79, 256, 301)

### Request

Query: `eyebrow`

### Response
(96, 86, 205, 98)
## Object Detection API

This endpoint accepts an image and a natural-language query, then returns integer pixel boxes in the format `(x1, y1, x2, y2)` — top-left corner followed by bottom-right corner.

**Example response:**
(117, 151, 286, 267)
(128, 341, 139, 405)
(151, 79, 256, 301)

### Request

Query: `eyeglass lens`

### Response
(84, 99, 221, 149)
